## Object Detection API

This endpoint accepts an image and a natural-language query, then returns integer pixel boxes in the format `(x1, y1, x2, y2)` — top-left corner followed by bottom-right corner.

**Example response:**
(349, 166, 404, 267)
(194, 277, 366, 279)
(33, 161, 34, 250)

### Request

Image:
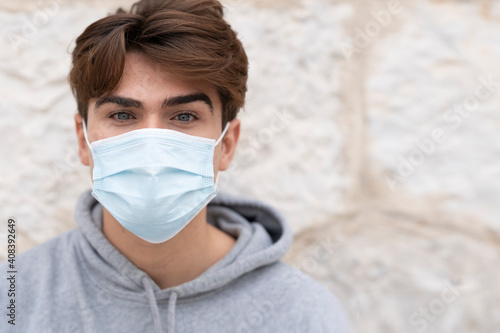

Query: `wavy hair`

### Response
(68, 0, 248, 126)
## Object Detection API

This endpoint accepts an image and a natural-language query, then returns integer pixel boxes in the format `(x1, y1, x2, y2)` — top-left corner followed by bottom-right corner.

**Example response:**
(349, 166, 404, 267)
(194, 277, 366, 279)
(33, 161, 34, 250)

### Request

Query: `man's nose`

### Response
(139, 114, 168, 130)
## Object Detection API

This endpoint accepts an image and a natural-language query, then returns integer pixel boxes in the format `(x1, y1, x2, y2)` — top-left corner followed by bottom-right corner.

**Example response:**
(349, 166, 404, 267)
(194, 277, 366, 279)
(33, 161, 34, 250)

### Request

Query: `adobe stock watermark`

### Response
(31, 144, 81, 197)
(386, 74, 500, 190)
(5, 0, 64, 52)
(49, 145, 81, 182)
(217, 108, 296, 187)
(236, 262, 306, 333)
(340, 0, 405, 60)
(404, 280, 462, 333)
(294, 234, 345, 273)
(235, 234, 344, 332)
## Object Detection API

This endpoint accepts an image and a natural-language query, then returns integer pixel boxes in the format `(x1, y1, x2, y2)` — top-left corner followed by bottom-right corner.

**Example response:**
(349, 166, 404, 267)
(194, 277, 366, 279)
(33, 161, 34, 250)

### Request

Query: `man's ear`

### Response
(74, 113, 90, 166)
(218, 119, 240, 171)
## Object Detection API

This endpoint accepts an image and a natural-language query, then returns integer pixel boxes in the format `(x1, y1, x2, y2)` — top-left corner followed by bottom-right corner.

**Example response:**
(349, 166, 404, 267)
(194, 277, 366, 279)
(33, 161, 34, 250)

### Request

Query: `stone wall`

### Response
(1, 0, 499, 332)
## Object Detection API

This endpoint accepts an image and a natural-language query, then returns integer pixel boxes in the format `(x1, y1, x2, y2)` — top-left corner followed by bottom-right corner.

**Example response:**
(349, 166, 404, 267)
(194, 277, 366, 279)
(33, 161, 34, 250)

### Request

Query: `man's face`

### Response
(75, 52, 239, 181)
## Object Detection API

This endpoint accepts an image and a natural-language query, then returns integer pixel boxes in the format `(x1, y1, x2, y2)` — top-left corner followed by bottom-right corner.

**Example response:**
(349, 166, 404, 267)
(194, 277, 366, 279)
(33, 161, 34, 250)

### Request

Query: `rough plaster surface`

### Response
(1, 0, 499, 332)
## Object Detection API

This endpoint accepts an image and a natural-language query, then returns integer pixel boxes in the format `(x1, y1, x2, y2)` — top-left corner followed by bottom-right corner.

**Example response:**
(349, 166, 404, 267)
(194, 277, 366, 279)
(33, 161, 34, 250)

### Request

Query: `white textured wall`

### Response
(1, 0, 499, 332)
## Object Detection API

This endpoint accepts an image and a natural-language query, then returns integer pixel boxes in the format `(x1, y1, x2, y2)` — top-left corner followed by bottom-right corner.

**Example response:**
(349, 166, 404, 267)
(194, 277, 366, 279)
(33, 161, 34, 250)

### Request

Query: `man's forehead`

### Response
(110, 52, 221, 105)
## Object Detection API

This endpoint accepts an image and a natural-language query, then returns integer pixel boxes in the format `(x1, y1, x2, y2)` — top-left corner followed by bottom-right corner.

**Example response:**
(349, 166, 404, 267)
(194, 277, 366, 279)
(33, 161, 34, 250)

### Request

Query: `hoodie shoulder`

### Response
(0, 230, 78, 293)
(0, 230, 82, 332)
(274, 262, 351, 332)
(208, 193, 350, 331)
(6, 230, 76, 268)
(233, 261, 350, 333)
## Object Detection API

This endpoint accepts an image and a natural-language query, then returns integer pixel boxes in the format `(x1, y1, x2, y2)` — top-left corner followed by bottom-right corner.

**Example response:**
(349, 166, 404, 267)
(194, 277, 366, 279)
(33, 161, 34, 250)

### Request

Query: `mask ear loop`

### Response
(81, 120, 96, 189)
(215, 122, 230, 146)
(214, 121, 231, 189)
(81, 120, 92, 148)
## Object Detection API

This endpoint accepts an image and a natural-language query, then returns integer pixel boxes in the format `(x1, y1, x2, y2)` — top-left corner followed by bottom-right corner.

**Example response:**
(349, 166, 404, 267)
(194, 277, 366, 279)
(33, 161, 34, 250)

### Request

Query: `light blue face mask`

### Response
(82, 121, 229, 243)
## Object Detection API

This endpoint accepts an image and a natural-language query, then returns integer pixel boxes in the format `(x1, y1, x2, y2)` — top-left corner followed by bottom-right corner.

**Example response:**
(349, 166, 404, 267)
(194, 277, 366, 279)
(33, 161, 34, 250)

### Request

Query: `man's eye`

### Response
(112, 112, 133, 121)
(175, 113, 195, 122)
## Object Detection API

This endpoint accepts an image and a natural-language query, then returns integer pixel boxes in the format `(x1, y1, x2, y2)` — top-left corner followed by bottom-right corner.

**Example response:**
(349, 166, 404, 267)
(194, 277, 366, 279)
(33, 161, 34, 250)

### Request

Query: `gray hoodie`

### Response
(1, 190, 350, 333)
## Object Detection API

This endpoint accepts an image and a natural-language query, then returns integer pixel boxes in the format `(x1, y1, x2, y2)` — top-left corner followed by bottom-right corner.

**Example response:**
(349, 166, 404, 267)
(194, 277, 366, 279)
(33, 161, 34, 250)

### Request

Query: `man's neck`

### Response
(102, 207, 236, 289)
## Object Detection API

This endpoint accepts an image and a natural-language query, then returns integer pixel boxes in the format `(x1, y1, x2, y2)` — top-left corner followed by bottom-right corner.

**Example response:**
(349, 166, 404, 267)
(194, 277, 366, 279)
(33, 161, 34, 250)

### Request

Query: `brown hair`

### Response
(68, 0, 248, 126)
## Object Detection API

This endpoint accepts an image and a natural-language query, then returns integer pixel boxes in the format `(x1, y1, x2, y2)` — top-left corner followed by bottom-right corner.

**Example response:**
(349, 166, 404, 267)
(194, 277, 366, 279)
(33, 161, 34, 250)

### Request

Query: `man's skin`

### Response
(74, 52, 238, 289)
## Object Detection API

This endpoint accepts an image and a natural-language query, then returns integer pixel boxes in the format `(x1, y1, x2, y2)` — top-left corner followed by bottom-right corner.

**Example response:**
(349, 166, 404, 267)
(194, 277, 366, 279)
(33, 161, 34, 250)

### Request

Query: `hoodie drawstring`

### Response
(141, 276, 178, 333)
(167, 290, 178, 333)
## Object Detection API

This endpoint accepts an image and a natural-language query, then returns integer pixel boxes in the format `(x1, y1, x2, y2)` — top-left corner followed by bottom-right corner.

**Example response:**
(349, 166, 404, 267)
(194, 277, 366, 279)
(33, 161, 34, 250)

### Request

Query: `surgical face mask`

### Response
(82, 121, 229, 243)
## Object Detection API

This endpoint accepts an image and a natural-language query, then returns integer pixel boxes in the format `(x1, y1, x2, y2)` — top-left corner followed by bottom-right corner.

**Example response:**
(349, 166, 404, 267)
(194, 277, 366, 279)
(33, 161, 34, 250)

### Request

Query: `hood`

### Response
(74, 190, 293, 333)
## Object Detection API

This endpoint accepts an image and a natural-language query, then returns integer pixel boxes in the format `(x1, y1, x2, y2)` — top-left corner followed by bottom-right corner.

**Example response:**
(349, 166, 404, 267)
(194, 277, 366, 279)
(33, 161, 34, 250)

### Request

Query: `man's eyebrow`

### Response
(94, 93, 214, 112)
(162, 93, 213, 113)
(95, 95, 143, 111)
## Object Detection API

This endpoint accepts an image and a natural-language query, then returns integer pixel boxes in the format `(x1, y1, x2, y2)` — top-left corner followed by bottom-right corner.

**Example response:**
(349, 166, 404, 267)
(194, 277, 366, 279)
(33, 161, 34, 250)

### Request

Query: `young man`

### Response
(1, 0, 349, 332)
